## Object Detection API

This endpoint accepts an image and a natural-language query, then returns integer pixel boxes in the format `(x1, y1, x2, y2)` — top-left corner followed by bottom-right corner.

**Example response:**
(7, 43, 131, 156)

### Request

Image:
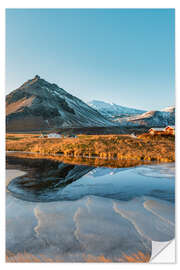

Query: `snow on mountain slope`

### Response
(161, 106, 175, 113)
(6, 75, 114, 132)
(114, 108, 175, 127)
(87, 100, 146, 118)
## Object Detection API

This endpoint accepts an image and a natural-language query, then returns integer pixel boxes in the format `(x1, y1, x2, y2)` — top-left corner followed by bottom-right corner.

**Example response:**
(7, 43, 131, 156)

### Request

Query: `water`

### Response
(6, 153, 175, 262)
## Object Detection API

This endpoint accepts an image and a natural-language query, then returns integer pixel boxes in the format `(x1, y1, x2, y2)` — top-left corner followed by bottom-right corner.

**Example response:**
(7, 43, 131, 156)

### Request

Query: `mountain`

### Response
(161, 106, 175, 113)
(114, 106, 175, 127)
(6, 76, 114, 132)
(87, 100, 146, 119)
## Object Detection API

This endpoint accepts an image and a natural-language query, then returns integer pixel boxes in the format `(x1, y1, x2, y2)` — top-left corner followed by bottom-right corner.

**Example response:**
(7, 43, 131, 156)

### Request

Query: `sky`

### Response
(6, 9, 175, 110)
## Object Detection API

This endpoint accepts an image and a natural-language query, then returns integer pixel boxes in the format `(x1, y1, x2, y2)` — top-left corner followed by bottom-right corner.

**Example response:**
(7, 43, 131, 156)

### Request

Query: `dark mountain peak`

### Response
(6, 76, 113, 132)
(18, 75, 66, 95)
(19, 75, 43, 90)
(34, 75, 40, 80)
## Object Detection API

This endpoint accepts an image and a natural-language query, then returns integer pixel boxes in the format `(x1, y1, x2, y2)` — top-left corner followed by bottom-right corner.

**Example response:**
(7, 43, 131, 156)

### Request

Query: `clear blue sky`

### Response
(6, 9, 175, 110)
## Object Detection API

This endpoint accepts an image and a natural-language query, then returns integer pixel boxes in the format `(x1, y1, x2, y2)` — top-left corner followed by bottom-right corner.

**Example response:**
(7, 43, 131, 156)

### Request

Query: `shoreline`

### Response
(6, 150, 175, 170)
(6, 169, 26, 186)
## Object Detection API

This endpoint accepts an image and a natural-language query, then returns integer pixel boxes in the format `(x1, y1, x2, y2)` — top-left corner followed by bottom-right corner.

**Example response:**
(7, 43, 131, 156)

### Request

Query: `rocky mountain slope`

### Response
(87, 100, 146, 119)
(114, 106, 175, 127)
(6, 76, 114, 132)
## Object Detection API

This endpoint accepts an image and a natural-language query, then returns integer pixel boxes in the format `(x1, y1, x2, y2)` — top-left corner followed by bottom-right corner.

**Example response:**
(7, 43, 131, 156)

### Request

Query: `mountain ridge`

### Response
(114, 107, 175, 127)
(87, 100, 146, 118)
(87, 100, 175, 127)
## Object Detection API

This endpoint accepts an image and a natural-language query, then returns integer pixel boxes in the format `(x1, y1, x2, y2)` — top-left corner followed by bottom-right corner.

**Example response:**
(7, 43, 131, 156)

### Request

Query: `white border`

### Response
(0, 0, 178, 8)
(0, 1, 179, 269)
(0, 6, 5, 266)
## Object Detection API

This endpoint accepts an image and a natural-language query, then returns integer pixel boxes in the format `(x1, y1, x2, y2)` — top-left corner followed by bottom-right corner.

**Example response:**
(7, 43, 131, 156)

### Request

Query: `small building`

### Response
(148, 128, 165, 135)
(165, 126, 175, 135)
(47, 133, 62, 138)
(130, 133, 137, 138)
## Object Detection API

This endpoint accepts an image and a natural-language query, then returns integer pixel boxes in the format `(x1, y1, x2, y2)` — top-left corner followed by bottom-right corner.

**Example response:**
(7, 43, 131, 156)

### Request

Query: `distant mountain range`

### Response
(87, 100, 146, 118)
(113, 107, 175, 127)
(6, 76, 114, 132)
(87, 100, 175, 127)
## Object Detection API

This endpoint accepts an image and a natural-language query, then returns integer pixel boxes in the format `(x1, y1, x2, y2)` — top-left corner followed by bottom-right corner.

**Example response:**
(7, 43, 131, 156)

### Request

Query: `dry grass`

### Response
(118, 251, 151, 263)
(6, 250, 63, 263)
(6, 250, 150, 263)
(6, 133, 175, 164)
(84, 252, 150, 262)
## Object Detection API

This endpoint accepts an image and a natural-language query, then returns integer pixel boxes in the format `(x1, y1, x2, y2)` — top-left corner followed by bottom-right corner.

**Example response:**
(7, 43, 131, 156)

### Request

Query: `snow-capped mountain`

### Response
(114, 107, 175, 127)
(6, 75, 114, 132)
(87, 100, 146, 118)
(161, 106, 175, 113)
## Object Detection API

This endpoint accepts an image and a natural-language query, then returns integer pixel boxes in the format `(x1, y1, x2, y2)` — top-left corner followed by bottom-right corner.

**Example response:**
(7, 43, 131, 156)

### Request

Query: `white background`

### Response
(0, 0, 179, 268)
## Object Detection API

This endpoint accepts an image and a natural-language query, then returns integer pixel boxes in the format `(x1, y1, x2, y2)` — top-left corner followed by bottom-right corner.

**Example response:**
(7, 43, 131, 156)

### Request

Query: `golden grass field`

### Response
(6, 133, 175, 165)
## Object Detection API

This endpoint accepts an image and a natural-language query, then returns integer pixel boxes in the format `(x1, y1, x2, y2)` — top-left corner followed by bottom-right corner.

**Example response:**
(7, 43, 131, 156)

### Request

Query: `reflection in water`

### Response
(7, 155, 93, 202)
(7, 153, 175, 203)
(6, 151, 157, 168)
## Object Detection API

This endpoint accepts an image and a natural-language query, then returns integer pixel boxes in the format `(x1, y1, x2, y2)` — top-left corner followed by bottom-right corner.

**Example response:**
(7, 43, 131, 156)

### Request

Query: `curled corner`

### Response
(150, 239, 175, 263)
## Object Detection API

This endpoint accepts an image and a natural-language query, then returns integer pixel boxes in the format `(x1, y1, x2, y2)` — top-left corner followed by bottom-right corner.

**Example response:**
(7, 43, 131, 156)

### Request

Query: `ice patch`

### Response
(135, 163, 175, 179)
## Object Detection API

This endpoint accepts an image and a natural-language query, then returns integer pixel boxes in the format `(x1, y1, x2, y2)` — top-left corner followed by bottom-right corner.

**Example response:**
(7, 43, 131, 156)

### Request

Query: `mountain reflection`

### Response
(7, 154, 93, 202)
(6, 152, 175, 203)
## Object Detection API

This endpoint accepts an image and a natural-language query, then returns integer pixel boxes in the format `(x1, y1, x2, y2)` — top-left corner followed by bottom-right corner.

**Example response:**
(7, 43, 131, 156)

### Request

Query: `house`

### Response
(148, 128, 165, 135)
(148, 126, 175, 135)
(47, 133, 62, 138)
(130, 133, 137, 138)
(165, 126, 175, 135)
